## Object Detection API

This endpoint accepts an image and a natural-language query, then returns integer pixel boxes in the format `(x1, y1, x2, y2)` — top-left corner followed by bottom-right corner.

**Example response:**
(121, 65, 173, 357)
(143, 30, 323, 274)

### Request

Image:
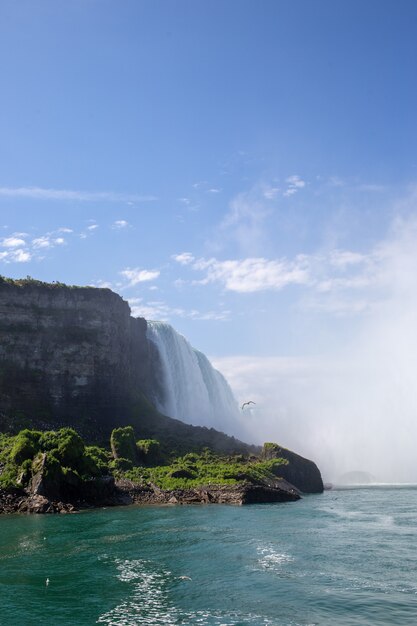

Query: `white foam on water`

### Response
(96, 557, 290, 625)
(256, 543, 294, 571)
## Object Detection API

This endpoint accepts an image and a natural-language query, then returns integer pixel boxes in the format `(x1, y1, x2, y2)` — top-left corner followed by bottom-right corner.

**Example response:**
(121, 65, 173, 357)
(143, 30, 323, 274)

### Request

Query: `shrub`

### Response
(9, 429, 42, 464)
(83, 446, 109, 476)
(109, 457, 133, 472)
(38, 428, 85, 469)
(55, 428, 85, 467)
(110, 426, 137, 463)
(137, 439, 161, 466)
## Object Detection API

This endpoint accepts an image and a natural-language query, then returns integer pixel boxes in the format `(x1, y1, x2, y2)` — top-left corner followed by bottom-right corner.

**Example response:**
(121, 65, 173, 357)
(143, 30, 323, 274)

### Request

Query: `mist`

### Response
(213, 215, 417, 483)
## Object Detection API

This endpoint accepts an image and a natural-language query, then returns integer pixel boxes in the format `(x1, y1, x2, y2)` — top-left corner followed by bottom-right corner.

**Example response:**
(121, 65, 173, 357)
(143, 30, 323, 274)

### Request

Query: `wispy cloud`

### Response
(192, 257, 310, 293)
(171, 252, 195, 265)
(172, 224, 412, 311)
(1, 235, 27, 248)
(218, 185, 273, 255)
(0, 186, 156, 203)
(91, 279, 113, 289)
(32, 235, 66, 249)
(262, 185, 280, 200)
(0, 248, 32, 263)
(112, 220, 130, 229)
(283, 174, 306, 197)
(128, 297, 230, 322)
(120, 267, 160, 287)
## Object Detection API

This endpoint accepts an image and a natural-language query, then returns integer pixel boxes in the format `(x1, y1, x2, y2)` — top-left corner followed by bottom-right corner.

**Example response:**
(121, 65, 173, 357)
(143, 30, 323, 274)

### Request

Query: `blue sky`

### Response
(1, 0, 417, 475)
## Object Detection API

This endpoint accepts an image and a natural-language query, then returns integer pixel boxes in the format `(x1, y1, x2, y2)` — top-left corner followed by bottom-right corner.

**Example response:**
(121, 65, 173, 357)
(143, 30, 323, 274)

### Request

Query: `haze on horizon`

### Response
(1, 1, 417, 483)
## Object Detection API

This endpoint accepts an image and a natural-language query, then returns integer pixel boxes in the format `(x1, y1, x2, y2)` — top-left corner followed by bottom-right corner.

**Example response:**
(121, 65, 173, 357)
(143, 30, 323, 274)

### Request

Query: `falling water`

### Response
(146, 321, 240, 431)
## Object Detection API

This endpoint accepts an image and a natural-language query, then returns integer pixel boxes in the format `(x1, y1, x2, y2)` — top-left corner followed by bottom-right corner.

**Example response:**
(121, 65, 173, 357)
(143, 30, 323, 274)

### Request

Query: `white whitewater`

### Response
(146, 321, 240, 431)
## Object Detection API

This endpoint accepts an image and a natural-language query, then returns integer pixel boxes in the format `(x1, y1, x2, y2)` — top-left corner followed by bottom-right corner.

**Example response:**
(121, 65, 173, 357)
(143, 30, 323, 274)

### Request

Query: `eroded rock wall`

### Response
(0, 281, 152, 435)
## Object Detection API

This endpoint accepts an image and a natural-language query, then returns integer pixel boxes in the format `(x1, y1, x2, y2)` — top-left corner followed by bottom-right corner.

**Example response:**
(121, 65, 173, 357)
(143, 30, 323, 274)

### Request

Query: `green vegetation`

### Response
(0, 424, 287, 494)
(122, 450, 288, 490)
(0, 275, 100, 290)
(137, 439, 161, 465)
(0, 427, 109, 490)
(110, 426, 138, 463)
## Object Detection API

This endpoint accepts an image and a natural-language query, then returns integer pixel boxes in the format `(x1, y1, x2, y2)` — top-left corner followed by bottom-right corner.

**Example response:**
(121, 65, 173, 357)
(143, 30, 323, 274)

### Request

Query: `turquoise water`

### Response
(1, 487, 417, 625)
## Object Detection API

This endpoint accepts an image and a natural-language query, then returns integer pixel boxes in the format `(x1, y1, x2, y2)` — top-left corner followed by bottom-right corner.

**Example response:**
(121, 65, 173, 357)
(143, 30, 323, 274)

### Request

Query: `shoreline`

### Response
(0, 478, 301, 514)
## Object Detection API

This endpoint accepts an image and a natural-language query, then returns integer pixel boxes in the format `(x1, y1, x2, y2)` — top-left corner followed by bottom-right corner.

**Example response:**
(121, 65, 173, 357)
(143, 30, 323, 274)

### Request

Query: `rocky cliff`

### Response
(0, 277, 254, 455)
(0, 278, 150, 433)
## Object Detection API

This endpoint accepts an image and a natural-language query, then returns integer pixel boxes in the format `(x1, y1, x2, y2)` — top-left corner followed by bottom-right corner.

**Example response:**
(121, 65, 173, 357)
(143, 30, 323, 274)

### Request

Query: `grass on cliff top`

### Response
(121, 450, 288, 490)
(0, 275, 103, 291)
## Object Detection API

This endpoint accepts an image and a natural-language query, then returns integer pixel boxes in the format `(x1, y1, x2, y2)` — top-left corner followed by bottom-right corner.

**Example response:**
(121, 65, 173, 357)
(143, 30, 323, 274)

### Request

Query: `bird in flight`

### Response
(241, 401, 256, 410)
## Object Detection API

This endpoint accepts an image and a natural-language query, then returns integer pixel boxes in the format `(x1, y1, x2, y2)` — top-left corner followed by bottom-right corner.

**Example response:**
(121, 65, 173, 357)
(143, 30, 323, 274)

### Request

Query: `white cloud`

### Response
(0, 186, 156, 203)
(10, 249, 31, 262)
(92, 279, 113, 289)
(113, 220, 129, 229)
(32, 236, 51, 248)
(2, 236, 26, 248)
(283, 188, 297, 197)
(128, 297, 230, 322)
(172, 252, 195, 265)
(189, 256, 310, 293)
(120, 267, 160, 286)
(173, 227, 416, 314)
(57, 227, 73, 233)
(283, 174, 306, 197)
(286, 174, 305, 188)
(87, 224, 99, 231)
(32, 234, 66, 249)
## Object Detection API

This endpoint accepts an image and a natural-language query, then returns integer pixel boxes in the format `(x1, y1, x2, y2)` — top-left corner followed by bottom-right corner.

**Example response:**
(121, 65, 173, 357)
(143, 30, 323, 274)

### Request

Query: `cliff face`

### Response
(0, 280, 155, 435)
(0, 279, 256, 456)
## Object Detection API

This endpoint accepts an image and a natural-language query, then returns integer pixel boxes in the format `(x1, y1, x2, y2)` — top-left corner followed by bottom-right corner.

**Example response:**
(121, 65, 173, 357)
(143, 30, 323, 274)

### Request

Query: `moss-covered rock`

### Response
(110, 426, 138, 464)
(137, 439, 161, 465)
(9, 429, 42, 465)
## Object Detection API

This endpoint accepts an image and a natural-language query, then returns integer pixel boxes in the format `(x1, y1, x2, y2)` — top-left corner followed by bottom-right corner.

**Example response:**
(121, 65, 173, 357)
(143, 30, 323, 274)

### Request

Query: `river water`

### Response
(1, 486, 416, 625)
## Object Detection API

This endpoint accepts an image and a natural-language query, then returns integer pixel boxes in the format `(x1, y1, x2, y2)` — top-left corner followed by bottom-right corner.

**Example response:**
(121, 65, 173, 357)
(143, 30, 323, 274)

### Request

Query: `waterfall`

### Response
(146, 321, 240, 431)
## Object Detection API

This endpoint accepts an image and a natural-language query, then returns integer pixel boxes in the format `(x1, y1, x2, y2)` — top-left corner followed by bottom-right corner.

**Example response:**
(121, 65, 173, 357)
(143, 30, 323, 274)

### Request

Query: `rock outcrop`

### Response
(103, 478, 301, 506)
(262, 443, 323, 493)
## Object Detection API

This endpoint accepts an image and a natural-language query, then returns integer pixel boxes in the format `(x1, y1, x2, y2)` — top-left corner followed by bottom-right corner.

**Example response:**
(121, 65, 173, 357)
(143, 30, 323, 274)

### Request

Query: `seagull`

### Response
(46, 578, 50, 586)
(241, 401, 256, 410)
